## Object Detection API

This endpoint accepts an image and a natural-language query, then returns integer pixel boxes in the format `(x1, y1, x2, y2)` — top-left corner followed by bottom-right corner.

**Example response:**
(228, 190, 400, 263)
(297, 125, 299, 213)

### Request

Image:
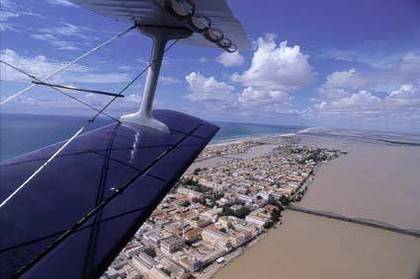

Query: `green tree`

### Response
(235, 207, 251, 219)
(222, 205, 235, 216)
(264, 221, 274, 229)
(279, 195, 290, 206)
(271, 208, 281, 223)
(183, 177, 198, 186)
(180, 200, 191, 207)
(270, 200, 285, 211)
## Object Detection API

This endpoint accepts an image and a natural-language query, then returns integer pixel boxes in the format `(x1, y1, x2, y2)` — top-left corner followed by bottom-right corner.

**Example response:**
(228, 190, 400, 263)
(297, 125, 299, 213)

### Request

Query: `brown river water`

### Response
(215, 135, 420, 279)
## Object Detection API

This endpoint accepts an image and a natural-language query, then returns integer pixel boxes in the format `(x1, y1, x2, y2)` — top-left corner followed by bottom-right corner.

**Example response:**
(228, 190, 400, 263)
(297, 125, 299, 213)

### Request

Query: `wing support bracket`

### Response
(120, 25, 192, 132)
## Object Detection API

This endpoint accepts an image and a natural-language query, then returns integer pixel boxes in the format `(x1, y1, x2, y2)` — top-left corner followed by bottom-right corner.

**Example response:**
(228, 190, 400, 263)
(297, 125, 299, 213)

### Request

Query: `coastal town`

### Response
(102, 136, 341, 279)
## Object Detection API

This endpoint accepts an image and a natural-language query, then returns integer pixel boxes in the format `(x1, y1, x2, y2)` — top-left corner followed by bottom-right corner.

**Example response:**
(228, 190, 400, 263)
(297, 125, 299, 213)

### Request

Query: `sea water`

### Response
(0, 113, 303, 160)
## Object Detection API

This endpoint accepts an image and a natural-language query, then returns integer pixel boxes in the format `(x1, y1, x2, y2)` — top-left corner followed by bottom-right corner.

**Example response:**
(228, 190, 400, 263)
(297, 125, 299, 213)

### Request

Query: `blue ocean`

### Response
(0, 113, 304, 161)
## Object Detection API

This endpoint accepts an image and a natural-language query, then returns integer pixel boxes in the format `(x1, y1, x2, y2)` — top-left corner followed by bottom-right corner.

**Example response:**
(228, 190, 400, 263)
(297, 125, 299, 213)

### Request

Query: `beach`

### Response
(213, 133, 420, 279)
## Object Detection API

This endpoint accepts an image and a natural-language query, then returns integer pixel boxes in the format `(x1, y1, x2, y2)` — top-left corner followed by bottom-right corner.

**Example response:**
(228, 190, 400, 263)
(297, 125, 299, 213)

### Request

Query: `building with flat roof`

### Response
(131, 252, 156, 275)
(148, 267, 171, 279)
(160, 236, 185, 254)
(201, 228, 230, 249)
(177, 188, 204, 201)
(160, 258, 189, 279)
(245, 214, 268, 228)
(200, 207, 222, 222)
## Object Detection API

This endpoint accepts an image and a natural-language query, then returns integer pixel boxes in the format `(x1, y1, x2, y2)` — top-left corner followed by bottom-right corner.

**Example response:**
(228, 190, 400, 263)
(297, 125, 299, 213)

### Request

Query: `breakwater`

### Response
(287, 205, 420, 238)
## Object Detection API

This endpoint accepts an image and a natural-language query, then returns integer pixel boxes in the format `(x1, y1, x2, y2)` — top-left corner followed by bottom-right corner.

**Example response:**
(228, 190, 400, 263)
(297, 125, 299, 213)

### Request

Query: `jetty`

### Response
(287, 205, 420, 238)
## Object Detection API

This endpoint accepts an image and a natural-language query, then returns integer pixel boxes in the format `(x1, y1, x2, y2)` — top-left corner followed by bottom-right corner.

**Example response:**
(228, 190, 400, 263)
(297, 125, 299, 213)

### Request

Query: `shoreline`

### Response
(198, 230, 270, 279)
(210, 132, 297, 147)
(186, 134, 340, 278)
(190, 132, 297, 166)
(213, 133, 420, 279)
(105, 130, 420, 279)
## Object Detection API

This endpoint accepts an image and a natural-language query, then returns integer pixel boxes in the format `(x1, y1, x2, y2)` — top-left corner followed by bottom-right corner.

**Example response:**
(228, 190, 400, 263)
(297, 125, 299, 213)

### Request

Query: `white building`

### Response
(201, 229, 230, 249)
(161, 236, 185, 254)
(245, 215, 268, 228)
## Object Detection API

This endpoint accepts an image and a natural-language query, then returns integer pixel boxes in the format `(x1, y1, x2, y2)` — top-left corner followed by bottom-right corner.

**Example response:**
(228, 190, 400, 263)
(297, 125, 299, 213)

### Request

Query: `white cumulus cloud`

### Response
(386, 84, 420, 108)
(232, 34, 315, 91)
(308, 83, 420, 124)
(216, 51, 245, 67)
(318, 68, 370, 100)
(323, 68, 368, 90)
(185, 72, 236, 102)
(313, 90, 381, 115)
(239, 87, 290, 107)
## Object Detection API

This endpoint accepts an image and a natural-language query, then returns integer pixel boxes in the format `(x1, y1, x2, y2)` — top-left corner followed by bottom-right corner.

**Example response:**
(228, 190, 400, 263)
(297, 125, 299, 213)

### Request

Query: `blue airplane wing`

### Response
(68, 0, 251, 50)
(0, 109, 218, 278)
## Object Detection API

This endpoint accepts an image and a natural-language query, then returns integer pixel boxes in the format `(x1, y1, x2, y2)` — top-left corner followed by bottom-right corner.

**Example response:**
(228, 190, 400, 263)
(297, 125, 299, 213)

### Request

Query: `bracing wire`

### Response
(0, 127, 85, 208)
(89, 38, 181, 123)
(0, 38, 181, 211)
(31, 81, 125, 98)
(0, 25, 136, 105)
(0, 60, 120, 122)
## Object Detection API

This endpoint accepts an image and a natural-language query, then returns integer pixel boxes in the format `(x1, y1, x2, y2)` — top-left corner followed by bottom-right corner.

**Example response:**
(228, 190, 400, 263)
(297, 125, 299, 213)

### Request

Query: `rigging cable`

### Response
(0, 38, 181, 210)
(0, 25, 136, 105)
(31, 81, 125, 98)
(0, 127, 85, 208)
(0, 60, 120, 122)
(88, 38, 180, 122)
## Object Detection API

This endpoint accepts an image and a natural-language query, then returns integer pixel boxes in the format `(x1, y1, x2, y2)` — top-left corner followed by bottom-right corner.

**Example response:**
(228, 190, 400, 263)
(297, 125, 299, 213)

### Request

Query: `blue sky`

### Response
(1, 0, 419, 132)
